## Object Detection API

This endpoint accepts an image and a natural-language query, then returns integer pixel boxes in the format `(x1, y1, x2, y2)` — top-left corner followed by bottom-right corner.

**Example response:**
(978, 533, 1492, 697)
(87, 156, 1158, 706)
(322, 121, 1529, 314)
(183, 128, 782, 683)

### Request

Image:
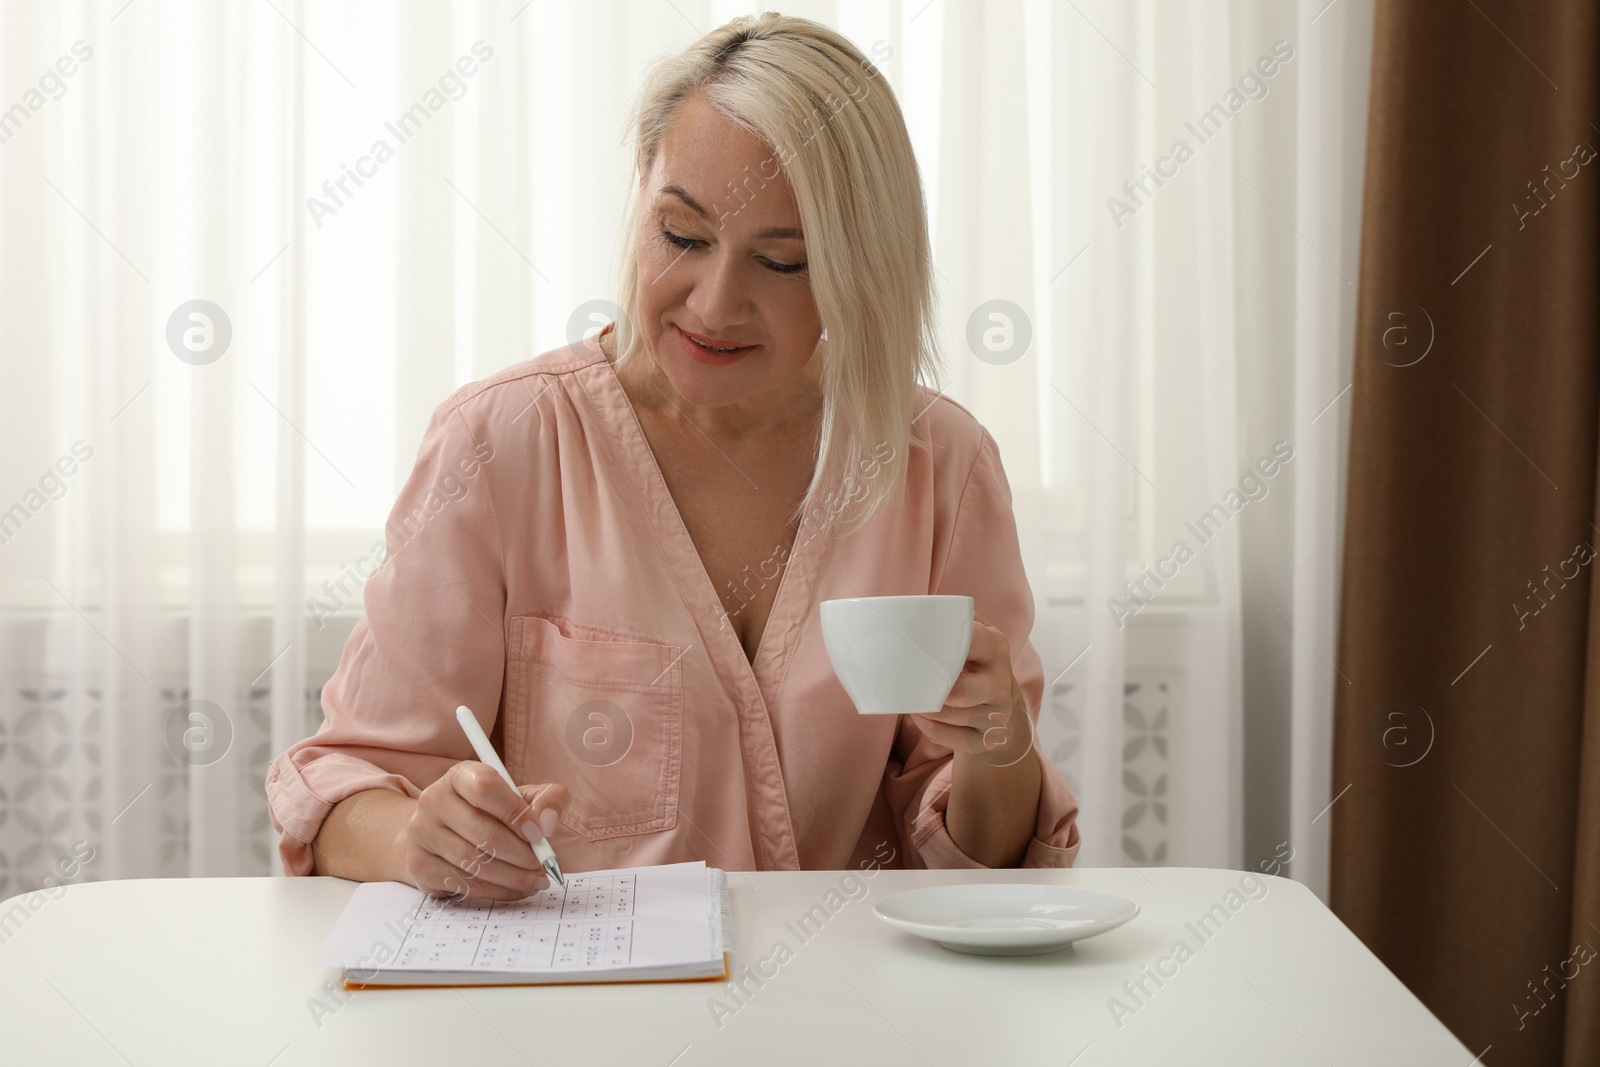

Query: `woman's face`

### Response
(633, 93, 822, 420)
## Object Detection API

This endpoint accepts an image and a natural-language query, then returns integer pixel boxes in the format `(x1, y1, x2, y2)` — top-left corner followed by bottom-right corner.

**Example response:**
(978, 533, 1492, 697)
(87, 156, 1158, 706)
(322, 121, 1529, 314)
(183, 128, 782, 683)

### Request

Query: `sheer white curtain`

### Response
(970, 0, 1372, 889)
(970, 0, 1373, 889)
(0, 0, 1370, 894)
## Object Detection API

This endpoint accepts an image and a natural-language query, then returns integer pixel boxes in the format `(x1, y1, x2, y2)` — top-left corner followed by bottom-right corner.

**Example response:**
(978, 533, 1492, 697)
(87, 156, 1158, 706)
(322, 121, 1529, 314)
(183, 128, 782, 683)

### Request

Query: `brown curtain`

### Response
(1332, 1, 1600, 1064)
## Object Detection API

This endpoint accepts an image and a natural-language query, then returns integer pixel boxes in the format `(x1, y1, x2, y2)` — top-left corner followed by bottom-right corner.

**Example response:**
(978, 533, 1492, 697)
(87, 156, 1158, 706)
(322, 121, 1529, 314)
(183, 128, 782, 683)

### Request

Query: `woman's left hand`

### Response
(909, 617, 1034, 769)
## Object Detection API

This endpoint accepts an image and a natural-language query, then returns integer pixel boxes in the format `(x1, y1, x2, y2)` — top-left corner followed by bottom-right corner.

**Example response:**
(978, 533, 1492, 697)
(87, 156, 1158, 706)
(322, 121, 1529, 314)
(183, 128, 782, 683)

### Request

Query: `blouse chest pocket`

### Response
(503, 614, 683, 842)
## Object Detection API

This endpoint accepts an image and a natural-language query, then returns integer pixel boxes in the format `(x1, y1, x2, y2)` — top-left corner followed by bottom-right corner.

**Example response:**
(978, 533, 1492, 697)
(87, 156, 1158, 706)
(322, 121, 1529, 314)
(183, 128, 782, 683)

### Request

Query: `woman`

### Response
(266, 13, 1081, 902)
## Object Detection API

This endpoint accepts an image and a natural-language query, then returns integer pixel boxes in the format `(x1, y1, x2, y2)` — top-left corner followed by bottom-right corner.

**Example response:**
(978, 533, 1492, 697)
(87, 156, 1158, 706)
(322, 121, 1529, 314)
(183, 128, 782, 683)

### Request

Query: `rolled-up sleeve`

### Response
(883, 429, 1082, 869)
(266, 391, 507, 876)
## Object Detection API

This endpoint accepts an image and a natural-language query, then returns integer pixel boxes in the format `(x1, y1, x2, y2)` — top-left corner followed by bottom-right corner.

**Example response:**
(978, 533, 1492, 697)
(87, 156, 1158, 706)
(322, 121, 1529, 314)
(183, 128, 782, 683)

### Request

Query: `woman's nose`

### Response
(685, 253, 751, 333)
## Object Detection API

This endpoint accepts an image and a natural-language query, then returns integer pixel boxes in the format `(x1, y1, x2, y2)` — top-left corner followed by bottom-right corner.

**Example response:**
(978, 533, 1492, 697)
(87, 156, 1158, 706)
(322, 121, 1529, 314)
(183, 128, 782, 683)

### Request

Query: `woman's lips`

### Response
(676, 325, 756, 365)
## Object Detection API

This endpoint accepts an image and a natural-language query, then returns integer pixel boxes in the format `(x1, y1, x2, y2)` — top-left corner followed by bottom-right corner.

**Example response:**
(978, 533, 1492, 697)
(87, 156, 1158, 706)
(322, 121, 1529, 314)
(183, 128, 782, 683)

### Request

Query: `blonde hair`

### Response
(611, 12, 942, 538)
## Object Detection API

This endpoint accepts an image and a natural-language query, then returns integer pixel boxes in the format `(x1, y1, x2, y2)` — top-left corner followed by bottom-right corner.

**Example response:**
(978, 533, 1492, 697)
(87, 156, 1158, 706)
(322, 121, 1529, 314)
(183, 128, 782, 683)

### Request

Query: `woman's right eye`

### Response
(660, 228, 698, 250)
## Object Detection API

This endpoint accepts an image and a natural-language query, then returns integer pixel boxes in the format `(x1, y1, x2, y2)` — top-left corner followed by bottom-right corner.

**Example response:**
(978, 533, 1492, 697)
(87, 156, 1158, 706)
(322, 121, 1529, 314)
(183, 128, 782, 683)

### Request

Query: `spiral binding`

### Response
(708, 867, 736, 964)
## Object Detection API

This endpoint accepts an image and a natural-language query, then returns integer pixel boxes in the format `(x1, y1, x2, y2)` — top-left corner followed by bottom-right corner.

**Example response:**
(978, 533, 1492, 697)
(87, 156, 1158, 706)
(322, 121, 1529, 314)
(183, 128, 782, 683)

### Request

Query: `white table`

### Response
(0, 866, 1474, 1065)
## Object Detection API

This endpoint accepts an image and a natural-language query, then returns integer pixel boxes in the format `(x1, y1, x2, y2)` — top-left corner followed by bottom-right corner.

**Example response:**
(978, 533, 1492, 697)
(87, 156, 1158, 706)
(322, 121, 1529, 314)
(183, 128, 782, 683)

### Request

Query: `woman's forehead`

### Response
(661, 94, 770, 158)
(656, 102, 787, 182)
(649, 111, 803, 233)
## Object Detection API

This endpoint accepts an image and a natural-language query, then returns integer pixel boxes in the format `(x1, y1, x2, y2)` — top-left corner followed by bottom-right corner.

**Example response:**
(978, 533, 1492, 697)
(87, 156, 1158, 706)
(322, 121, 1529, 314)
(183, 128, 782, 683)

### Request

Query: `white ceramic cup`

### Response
(820, 595, 974, 715)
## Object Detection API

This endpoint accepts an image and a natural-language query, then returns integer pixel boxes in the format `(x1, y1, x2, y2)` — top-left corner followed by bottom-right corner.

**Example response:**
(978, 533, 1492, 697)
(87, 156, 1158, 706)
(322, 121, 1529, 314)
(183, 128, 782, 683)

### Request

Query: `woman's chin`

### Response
(654, 340, 754, 397)
(662, 371, 750, 409)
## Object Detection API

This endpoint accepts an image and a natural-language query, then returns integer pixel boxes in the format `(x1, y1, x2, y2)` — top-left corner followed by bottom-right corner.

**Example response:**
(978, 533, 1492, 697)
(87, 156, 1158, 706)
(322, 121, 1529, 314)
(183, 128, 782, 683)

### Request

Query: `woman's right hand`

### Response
(402, 761, 571, 903)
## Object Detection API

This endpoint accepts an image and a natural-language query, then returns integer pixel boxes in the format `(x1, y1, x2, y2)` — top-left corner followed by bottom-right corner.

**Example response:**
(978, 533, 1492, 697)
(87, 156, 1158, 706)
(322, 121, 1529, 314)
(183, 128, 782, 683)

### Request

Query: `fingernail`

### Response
(538, 808, 559, 837)
(521, 820, 545, 846)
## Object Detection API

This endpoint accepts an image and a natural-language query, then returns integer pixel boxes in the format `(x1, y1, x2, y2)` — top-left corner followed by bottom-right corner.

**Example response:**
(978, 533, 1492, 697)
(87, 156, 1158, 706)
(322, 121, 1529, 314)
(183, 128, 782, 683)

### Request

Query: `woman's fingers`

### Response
(404, 811, 544, 901)
(910, 712, 969, 751)
(450, 763, 570, 852)
(409, 847, 545, 903)
(919, 704, 995, 730)
(404, 763, 573, 902)
(914, 703, 1030, 760)
(426, 823, 551, 897)
(518, 782, 572, 839)
(434, 780, 546, 875)
(942, 621, 1012, 708)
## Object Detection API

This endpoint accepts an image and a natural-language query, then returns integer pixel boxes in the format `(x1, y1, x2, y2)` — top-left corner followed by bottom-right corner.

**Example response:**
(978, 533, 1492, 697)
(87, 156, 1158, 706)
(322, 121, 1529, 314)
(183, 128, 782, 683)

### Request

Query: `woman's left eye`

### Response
(763, 258, 807, 274)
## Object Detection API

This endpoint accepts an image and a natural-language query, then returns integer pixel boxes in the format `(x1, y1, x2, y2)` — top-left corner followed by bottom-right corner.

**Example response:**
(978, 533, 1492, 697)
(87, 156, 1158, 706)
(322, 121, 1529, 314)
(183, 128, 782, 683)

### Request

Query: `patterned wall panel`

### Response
(1046, 670, 1178, 867)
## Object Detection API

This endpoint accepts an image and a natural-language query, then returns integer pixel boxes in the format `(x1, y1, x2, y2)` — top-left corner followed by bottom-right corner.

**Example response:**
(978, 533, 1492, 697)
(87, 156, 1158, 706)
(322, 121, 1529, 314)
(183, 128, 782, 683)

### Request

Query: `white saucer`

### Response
(874, 884, 1139, 956)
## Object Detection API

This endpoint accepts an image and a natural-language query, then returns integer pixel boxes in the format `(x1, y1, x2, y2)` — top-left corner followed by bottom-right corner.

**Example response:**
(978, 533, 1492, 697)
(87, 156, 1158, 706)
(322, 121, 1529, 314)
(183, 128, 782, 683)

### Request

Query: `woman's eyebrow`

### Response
(661, 183, 805, 241)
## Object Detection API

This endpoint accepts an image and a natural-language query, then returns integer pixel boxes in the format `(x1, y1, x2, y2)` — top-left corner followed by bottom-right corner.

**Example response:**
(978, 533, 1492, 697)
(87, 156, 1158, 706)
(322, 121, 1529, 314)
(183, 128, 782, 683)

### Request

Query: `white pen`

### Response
(454, 704, 565, 889)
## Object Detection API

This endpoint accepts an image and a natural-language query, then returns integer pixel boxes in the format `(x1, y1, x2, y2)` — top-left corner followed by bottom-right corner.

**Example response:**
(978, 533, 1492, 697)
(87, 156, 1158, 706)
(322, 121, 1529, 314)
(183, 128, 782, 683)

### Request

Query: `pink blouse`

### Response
(266, 337, 1081, 875)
